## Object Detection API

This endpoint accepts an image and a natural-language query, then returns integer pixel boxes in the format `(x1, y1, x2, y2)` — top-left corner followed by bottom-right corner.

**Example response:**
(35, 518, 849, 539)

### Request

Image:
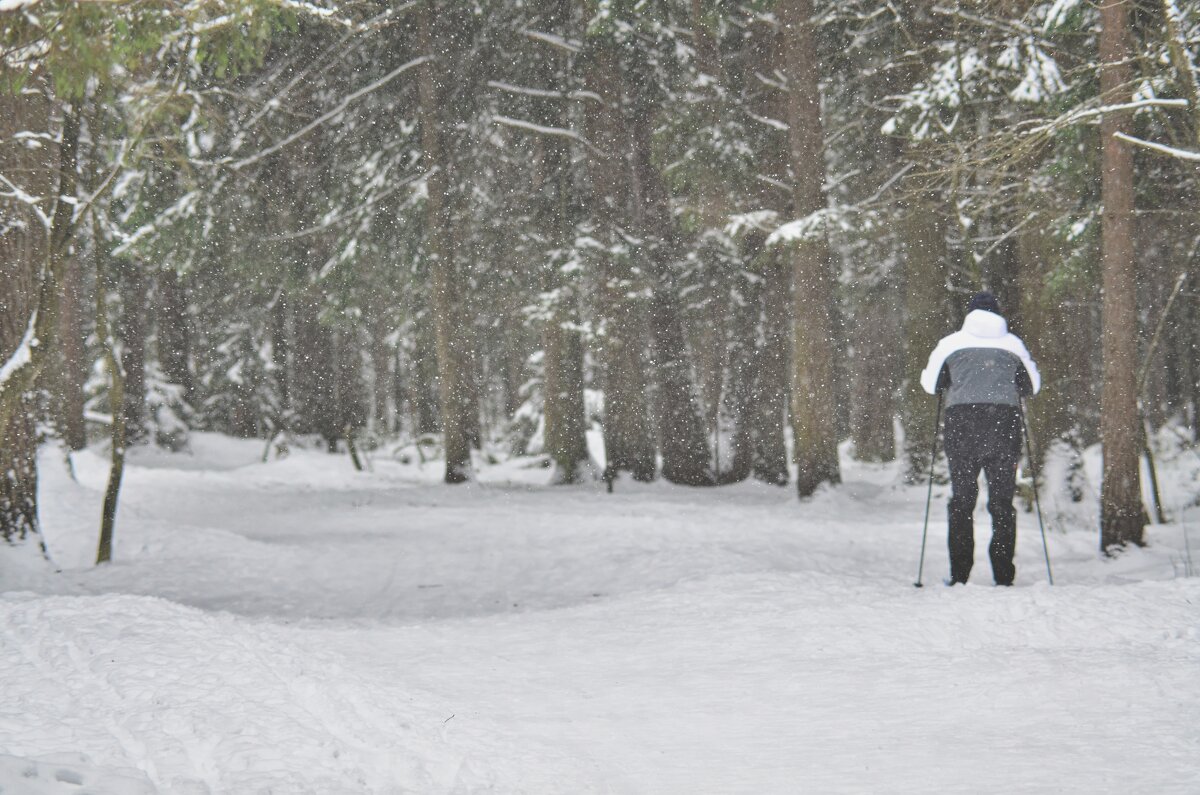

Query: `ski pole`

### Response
(1019, 398, 1053, 585)
(914, 391, 944, 588)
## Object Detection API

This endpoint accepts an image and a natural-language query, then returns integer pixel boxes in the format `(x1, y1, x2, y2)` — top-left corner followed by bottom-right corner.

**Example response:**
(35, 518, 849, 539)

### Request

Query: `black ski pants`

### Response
(943, 404, 1022, 585)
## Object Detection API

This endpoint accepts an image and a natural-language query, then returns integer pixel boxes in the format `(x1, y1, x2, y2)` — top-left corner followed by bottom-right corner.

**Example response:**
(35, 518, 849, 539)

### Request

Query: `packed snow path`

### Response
(2, 435, 1198, 793)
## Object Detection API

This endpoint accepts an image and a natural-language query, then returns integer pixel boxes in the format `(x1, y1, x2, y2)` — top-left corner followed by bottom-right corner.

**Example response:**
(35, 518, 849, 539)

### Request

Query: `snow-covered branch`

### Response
(492, 115, 601, 155)
(0, 173, 51, 231)
(1023, 98, 1189, 135)
(0, 309, 37, 392)
(1113, 132, 1200, 162)
(522, 29, 582, 53)
(487, 81, 601, 103)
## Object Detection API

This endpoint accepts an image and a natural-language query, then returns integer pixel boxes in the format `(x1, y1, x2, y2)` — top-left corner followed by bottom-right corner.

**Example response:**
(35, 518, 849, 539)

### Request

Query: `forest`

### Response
(3, 0, 1200, 558)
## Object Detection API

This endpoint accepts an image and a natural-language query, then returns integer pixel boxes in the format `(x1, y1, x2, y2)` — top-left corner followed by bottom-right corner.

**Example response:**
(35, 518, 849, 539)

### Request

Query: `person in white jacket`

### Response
(921, 291, 1040, 586)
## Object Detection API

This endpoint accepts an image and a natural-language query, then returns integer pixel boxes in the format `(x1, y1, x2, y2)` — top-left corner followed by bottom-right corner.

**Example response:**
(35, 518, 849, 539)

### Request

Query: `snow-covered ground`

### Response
(2, 433, 1198, 793)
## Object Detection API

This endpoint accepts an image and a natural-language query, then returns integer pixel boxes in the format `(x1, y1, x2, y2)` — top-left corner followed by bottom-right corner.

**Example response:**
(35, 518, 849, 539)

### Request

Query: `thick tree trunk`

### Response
(0, 150, 42, 536)
(0, 91, 71, 549)
(530, 1, 590, 483)
(418, 1, 473, 482)
(410, 312, 442, 436)
(900, 188, 951, 483)
(157, 269, 194, 400)
(584, 37, 655, 482)
(1098, 0, 1145, 550)
(720, 239, 765, 484)
(629, 107, 713, 486)
(779, 0, 840, 496)
(291, 292, 337, 445)
(740, 17, 791, 487)
(754, 252, 792, 485)
(646, 282, 715, 485)
(57, 252, 88, 450)
(542, 303, 588, 482)
(368, 319, 395, 438)
(851, 286, 897, 462)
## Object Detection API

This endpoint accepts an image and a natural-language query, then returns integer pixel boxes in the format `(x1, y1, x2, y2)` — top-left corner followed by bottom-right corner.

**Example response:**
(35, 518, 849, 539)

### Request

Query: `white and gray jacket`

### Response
(920, 310, 1040, 407)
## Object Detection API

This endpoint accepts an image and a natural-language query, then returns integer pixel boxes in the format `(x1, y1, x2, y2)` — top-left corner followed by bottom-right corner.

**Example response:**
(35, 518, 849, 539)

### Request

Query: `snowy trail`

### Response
(2, 434, 1199, 792)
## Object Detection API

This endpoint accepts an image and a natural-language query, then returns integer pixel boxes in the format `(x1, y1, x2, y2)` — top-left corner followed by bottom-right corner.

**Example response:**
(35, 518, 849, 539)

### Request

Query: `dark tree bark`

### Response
(850, 286, 897, 462)
(118, 261, 148, 444)
(271, 288, 291, 424)
(530, 0, 589, 483)
(369, 317, 395, 437)
(418, 0, 474, 482)
(95, 240, 126, 566)
(743, 17, 792, 487)
(157, 269, 194, 400)
(1098, 0, 1145, 550)
(720, 241, 764, 484)
(583, 31, 655, 482)
(778, 0, 840, 496)
(410, 312, 442, 436)
(57, 252, 88, 450)
(754, 252, 793, 486)
(291, 291, 338, 446)
(629, 107, 714, 486)
(900, 187, 951, 483)
(0, 90, 72, 550)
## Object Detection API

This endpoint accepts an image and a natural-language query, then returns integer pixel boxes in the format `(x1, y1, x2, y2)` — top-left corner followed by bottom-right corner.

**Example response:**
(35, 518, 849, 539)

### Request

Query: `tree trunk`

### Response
(779, 0, 840, 496)
(368, 318, 395, 438)
(271, 288, 291, 426)
(418, 0, 473, 482)
(1098, 0, 1145, 550)
(629, 106, 713, 486)
(410, 312, 442, 436)
(720, 238, 765, 484)
(583, 35, 655, 482)
(851, 286, 897, 462)
(157, 269, 194, 401)
(530, 0, 589, 483)
(754, 251, 792, 485)
(119, 261, 148, 444)
(57, 252, 88, 450)
(542, 303, 589, 482)
(0, 90, 70, 549)
(900, 187, 951, 482)
(742, 16, 791, 487)
(95, 244, 126, 565)
(291, 291, 338, 445)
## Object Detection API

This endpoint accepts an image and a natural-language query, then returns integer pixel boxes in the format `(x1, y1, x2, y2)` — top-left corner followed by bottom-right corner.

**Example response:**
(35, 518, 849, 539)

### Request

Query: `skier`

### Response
(920, 291, 1040, 586)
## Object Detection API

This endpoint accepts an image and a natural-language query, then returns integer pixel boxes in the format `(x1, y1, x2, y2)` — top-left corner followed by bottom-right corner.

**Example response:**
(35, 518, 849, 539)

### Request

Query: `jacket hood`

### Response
(962, 309, 1007, 338)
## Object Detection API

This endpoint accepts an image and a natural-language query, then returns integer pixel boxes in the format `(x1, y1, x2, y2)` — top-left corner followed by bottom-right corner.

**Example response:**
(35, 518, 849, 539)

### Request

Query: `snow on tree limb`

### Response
(493, 115, 601, 155)
(1113, 132, 1200, 162)
(521, 29, 582, 53)
(1023, 98, 1189, 135)
(0, 174, 51, 231)
(487, 81, 601, 103)
(0, 310, 37, 392)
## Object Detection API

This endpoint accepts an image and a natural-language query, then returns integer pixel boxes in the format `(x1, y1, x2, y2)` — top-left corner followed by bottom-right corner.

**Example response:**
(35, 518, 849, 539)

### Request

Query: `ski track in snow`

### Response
(1, 433, 1198, 793)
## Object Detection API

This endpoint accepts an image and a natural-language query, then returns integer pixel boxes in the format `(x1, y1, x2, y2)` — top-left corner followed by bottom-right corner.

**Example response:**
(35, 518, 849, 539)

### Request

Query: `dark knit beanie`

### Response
(967, 291, 1001, 315)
